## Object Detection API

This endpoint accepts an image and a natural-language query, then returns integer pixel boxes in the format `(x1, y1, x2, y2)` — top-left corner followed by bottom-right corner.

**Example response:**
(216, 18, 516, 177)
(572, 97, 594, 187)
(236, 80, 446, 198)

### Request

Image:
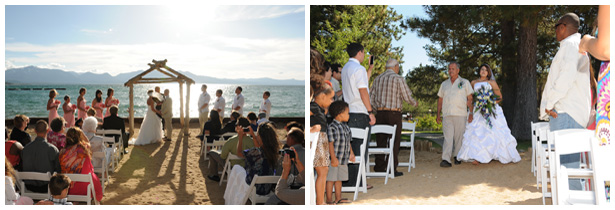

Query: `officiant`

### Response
(161, 89, 173, 141)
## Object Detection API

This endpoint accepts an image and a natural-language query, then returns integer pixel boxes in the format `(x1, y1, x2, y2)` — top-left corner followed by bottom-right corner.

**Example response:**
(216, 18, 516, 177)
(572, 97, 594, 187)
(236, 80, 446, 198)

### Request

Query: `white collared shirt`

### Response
(539, 33, 591, 126)
(232, 93, 245, 116)
(259, 98, 272, 119)
(198, 92, 211, 113)
(342, 58, 369, 114)
(437, 76, 473, 117)
(213, 96, 226, 118)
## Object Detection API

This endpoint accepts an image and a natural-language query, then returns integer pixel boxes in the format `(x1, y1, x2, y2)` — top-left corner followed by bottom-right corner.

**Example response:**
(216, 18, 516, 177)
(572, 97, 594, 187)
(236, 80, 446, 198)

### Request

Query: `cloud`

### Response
(5, 36, 305, 80)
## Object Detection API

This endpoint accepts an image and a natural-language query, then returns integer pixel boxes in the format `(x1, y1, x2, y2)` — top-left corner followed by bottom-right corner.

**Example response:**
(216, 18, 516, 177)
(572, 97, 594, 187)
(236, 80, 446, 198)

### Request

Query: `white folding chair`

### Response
(206, 139, 228, 168)
(103, 129, 124, 165)
(15, 171, 51, 200)
(336, 127, 369, 201)
(399, 122, 416, 172)
(590, 136, 614, 206)
(92, 148, 111, 194)
(366, 124, 397, 184)
(552, 129, 595, 205)
(531, 121, 549, 176)
(101, 136, 119, 172)
(309, 131, 319, 205)
(203, 132, 236, 160)
(220, 154, 243, 186)
(240, 175, 281, 205)
(64, 173, 99, 205)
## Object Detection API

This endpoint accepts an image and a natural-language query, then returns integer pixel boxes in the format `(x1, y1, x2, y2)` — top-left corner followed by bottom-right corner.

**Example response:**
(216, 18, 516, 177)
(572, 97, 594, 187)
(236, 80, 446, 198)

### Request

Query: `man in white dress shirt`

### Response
(213, 89, 226, 119)
(259, 91, 272, 120)
(539, 13, 590, 190)
(198, 84, 211, 130)
(232, 86, 245, 116)
(330, 63, 343, 101)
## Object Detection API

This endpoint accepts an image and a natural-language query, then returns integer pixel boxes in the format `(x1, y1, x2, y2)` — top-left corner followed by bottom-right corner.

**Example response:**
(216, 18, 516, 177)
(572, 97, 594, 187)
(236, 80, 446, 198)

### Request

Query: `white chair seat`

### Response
(368, 148, 391, 154)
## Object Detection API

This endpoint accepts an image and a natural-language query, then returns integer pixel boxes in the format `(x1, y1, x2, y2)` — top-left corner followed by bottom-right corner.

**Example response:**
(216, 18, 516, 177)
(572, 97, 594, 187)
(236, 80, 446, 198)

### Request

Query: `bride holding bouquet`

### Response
(456, 64, 521, 165)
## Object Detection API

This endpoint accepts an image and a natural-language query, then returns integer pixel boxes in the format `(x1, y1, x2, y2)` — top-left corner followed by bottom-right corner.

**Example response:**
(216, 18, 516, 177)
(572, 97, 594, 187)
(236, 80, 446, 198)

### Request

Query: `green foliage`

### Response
(415, 115, 442, 131)
(310, 5, 405, 80)
(404, 64, 447, 104)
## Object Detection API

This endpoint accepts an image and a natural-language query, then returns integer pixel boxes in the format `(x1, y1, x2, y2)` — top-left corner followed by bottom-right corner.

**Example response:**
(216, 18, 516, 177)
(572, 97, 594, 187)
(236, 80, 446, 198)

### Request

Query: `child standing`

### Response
(46, 174, 73, 205)
(326, 101, 354, 204)
(310, 75, 334, 205)
(259, 91, 272, 120)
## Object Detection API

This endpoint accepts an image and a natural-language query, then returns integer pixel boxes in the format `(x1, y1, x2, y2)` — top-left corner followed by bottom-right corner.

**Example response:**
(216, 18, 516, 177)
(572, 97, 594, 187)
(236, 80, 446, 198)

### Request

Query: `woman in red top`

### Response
(5, 129, 23, 169)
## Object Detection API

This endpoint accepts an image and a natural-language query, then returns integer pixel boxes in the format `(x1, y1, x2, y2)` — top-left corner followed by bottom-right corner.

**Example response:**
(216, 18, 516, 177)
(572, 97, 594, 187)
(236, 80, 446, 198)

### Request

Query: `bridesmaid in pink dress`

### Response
(47, 89, 61, 123)
(104, 88, 120, 118)
(92, 89, 105, 121)
(62, 95, 77, 128)
(77, 88, 88, 121)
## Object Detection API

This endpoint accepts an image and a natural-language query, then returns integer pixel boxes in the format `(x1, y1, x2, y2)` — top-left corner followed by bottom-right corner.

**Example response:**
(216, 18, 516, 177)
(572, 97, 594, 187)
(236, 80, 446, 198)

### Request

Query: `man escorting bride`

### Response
(131, 89, 164, 145)
(456, 64, 521, 165)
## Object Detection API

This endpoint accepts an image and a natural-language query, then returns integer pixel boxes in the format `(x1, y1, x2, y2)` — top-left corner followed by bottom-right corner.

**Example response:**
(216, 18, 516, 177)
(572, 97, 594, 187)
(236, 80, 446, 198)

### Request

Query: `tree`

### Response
(311, 5, 405, 79)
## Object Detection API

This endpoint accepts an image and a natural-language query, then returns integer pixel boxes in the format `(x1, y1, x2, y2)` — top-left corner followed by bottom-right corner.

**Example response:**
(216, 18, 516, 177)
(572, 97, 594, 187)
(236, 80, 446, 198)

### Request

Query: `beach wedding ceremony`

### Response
(5, 5, 305, 205)
(309, 5, 611, 205)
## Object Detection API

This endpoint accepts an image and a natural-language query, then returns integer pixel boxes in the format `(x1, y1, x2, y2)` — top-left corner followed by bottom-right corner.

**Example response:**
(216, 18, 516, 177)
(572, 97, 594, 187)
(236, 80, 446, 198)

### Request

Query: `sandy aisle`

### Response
(339, 149, 550, 205)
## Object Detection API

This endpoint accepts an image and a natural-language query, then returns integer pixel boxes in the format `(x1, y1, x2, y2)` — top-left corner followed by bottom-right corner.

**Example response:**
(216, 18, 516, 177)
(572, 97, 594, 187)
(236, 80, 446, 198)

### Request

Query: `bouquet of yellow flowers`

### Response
(473, 86, 500, 129)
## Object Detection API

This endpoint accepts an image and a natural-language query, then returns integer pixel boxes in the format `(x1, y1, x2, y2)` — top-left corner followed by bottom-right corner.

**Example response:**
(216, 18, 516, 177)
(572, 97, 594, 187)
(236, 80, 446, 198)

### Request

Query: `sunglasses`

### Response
(554, 23, 566, 29)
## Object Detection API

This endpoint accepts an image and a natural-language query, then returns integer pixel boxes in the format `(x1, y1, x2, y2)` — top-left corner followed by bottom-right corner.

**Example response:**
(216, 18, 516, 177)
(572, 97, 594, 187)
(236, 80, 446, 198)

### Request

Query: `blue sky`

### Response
(5, 5, 305, 80)
(390, 5, 432, 76)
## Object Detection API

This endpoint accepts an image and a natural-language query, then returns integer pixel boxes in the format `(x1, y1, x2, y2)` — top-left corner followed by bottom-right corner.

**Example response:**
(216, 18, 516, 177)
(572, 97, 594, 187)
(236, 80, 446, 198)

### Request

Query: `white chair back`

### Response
(590, 136, 614, 205)
(366, 124, 397, 184)
(241, 175, 281, 205)
(64, 173, 98, 205)
(220, 154, 244, 186)
(401, 122, 416, 172)
(338, 127, 369, 201)
(551, 129, 594, 205)
(15, 171, 51, 200)
(309, 131, 319, 205)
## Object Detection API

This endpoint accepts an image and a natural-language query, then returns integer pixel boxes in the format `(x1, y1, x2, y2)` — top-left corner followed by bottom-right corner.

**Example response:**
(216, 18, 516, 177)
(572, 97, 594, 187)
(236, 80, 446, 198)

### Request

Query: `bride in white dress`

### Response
(457, 64, 521, 165)
(131, 89, 163, 145)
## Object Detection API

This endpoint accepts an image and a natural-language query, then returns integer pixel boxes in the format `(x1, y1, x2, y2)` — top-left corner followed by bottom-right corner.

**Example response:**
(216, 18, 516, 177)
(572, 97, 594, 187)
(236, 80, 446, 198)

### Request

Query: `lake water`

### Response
(5, 83, 305, 119)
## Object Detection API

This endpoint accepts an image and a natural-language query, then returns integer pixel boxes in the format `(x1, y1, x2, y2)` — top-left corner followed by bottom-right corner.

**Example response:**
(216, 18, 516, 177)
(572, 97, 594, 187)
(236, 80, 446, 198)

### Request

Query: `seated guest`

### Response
(60, 127, 103, 202)
(257, 113, 268, 125)
(206, 117, 255, 182)
(267, 148, 305, 205)
(21, 120, 61, 193)
(102, 105, 130, 154)
(44, 174, 73, 205)
(237, 122, 280, 195)
(82, 117, 105, 168)
(247, 112, 259, 132)
(197, 110, 222, 143)
(10, 114, 31, 146)
(6, 159, 34, 205)
(47, 117, 67, 151)
(284, 121, 304, 132)
(220, 111, 240, 134)
(6, 128, 24, 170)
(75, 118, 84, 129)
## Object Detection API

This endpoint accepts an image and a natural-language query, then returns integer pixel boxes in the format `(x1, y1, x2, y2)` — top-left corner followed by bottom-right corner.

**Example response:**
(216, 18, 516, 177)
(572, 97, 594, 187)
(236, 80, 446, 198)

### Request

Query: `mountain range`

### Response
(5, 66, 304, 86)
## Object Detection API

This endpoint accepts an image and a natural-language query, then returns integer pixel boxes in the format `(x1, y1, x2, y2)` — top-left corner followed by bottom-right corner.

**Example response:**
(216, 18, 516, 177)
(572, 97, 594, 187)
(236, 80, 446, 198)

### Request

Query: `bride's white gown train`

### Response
(131, 105, 163, 145)
(457, 81, 521, 164)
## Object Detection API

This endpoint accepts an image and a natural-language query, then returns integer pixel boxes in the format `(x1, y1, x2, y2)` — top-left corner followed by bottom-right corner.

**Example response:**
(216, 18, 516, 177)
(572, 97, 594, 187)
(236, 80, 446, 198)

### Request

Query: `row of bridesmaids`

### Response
(47, 88, 120, 127)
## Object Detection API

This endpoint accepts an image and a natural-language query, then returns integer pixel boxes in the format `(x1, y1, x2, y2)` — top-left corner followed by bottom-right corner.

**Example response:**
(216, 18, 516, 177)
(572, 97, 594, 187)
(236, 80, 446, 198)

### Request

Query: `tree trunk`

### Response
(500, 17, 517, 128)
(512, 16, 539, 140)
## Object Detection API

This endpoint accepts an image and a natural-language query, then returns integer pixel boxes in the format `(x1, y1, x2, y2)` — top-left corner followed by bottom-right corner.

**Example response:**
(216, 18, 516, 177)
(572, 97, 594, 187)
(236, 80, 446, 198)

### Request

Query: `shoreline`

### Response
(4, 117, 305, 128)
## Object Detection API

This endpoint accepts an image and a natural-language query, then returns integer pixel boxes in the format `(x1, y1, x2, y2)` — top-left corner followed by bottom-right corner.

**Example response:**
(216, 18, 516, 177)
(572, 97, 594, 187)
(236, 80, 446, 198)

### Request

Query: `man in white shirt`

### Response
(539, 13, 590, 190)
(330, 63, 343, 101)
(198, 84, 211, 130)
(437, 62, 473, 167)
(213, 89, 226, 119)
(259, 91, 272, 120)
(232, 86, 245, 116)
(341, 42, 375, 188)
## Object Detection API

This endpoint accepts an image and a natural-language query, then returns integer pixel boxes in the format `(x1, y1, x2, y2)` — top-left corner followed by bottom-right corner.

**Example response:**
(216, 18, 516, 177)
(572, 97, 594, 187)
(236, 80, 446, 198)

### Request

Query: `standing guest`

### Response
(340, 43, 375, 189)
(330, 63, 343, 100)
(47, 89, 61, 124)
(62, 95, 77, 128)
(259, 91, 272, 120)
(21, 120, 61, 193)
(83, 116, 105, 169)
(206, 117, 254, 182)
(154, 86, 165, 129)
(436, 61, 474, 167)
(102, 105, 130, 154)
(310, 72, 334, 205)
(232, 86, 245, 116)
(6, 128, 24, 170)
(6, 159, 34, 205)
(47, 117, 67, 151)
(60, 127, 103, 202)
(579, 5, 610, 146)
(220, 111, 241, 134)
(43, 174, 73, 205)
(198, 110, 222, 143)
(370, 58, 418, 176)
(10, 114, 31, 146)
(104, 88, 120, 118)
(540, 13, 591, 190)
(198, 84, 211, 130)
(161, 89, 173, 141)
(326, 100, 355, 204)
(77, 88, 88, 121)
(213, 89, 226, 119)
(91, 89, 105, 121)
(237, 122, 281, 196)
(247, 112, 259, 131)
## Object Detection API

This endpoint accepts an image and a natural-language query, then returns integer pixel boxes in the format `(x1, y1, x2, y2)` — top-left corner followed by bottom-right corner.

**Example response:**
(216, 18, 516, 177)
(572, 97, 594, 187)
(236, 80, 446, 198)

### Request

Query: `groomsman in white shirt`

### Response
(539, 13, 590, 191)
(213, 89, 226, 119)
(198, 84, 211, 130)
(232, 86, 245, 116)
(259, 91, 272, 120)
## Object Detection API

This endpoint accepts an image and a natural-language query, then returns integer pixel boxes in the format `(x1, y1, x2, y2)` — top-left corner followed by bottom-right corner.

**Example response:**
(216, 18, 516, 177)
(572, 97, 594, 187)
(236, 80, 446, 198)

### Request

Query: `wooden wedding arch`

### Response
(124, 59, 195, 136)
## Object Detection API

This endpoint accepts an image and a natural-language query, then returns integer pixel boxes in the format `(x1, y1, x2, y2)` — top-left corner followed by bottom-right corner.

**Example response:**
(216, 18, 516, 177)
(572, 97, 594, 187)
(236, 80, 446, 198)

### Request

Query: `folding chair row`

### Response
(15, 171, 98, 205)
(240, 175, 281, 205)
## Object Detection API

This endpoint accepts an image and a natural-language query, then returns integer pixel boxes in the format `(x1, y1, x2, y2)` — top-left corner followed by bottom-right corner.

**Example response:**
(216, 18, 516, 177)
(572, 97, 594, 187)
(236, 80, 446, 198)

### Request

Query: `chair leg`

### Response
(353, 160, 363, 201)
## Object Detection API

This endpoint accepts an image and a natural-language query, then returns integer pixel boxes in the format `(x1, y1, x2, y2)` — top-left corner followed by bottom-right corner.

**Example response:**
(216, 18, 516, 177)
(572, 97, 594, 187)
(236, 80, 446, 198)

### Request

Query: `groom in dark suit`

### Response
(102, 105, 130, 154)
